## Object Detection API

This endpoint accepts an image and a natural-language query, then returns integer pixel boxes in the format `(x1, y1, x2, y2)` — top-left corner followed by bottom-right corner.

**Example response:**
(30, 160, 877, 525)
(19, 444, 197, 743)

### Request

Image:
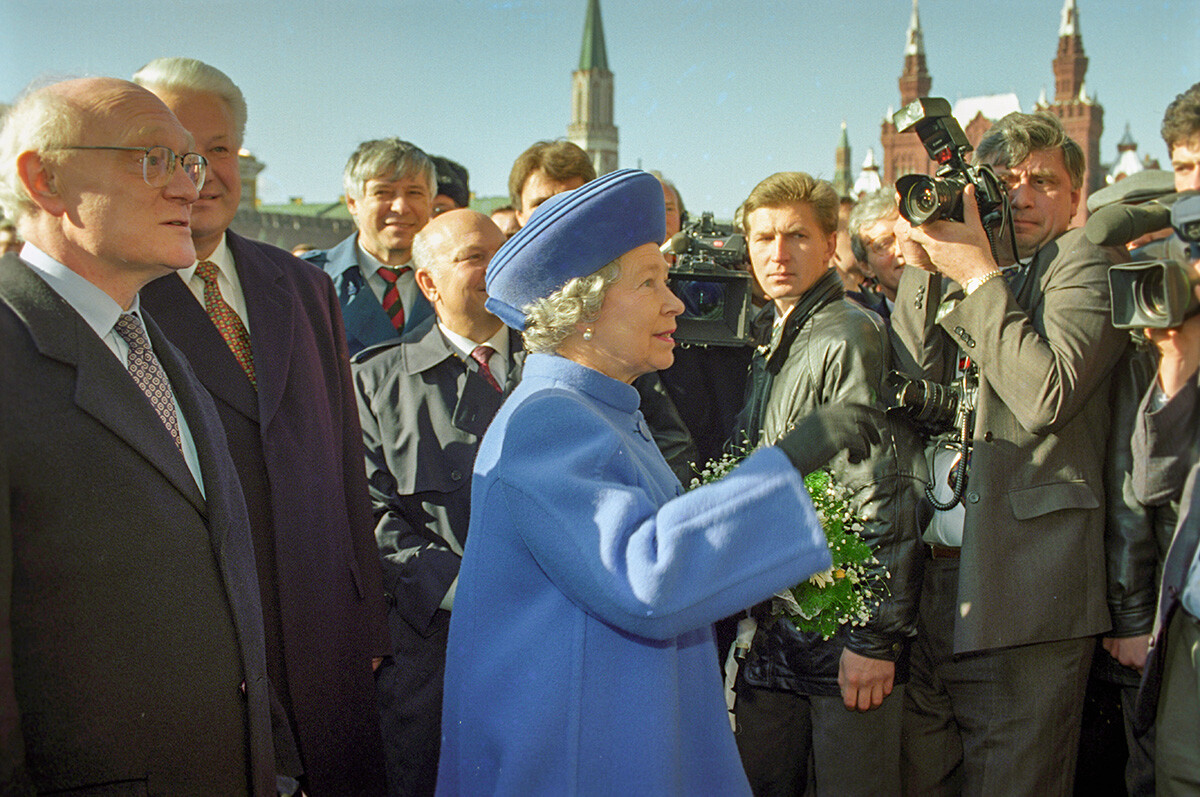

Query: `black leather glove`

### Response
(774, 403, 885, 476)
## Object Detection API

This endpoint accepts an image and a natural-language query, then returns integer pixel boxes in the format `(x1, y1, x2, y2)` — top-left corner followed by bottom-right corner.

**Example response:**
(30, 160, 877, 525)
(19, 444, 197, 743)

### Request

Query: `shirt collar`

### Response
(438, 321, 510, 363)
(20, 241, 136, 339)
(176, 232, 232, 283)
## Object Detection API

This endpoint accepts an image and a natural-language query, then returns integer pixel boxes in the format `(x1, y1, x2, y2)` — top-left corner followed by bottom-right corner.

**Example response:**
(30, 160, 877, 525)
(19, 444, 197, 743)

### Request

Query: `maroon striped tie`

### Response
(471, 345, 502, 392)
(377, 266, 411, 331)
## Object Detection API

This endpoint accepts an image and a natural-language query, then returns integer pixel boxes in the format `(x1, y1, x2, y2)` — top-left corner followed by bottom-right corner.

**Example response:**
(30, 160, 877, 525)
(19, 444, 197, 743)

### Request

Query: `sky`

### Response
(2, 0, 1197, 218)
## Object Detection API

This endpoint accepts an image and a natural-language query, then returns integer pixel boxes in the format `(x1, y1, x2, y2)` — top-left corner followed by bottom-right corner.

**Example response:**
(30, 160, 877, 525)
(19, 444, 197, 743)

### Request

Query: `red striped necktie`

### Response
(377, 266, 412, 331)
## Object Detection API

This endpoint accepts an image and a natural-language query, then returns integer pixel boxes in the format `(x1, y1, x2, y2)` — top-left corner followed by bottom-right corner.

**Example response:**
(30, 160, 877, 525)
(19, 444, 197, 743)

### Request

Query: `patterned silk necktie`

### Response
(377, 265, 411, 331)
(114, 312, 183, 452)
(196, 260, 256, 388)
(471, 345, 502, 392)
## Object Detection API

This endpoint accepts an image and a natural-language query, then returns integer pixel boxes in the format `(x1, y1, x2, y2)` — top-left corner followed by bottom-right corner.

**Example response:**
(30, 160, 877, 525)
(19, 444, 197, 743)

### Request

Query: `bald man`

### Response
(0, 77, 290, 794)
(352, 209, 523, 795)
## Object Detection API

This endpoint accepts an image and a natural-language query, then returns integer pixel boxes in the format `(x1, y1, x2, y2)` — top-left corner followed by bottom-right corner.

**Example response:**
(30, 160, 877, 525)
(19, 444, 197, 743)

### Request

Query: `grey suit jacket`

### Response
(892, 227, 1128, 653)
(352, 317, 525, 794)
(353, 317, 526, 629)
(0, 254, 280, 795)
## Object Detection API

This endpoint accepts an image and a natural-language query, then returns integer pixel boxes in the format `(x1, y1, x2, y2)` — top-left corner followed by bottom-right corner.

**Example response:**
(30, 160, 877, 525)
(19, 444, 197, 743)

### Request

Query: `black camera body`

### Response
(666, 211, 753, 346)
(892, 97, 1006, 229)
(1109, 192, 1200, 329)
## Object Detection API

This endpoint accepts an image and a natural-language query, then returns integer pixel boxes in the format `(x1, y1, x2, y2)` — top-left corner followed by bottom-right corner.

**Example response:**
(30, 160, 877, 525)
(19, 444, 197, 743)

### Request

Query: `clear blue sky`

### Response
(2, 0, 1196, 217)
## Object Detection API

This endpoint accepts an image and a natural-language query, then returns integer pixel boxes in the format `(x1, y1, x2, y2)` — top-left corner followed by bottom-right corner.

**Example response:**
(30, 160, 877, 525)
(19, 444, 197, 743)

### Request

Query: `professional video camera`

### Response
(1107, 192, 1200, 328)
(892, 97, 1007, 230)
(663, 211, 753, 346)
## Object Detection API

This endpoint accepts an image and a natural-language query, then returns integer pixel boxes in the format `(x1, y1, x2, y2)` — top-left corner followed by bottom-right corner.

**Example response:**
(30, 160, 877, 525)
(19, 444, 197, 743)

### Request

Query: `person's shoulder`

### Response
(352, 316, 444, 377)
(296, 233, 357, 273)
(1044, 226, 1119, 269)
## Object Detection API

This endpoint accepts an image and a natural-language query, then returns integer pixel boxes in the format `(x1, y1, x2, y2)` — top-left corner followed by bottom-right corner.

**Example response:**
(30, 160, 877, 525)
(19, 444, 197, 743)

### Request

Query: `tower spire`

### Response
(1053, 0, 1087, 102)
(578, 0, 608, 72)
(568, 0, 619, 176)
(905, 0, 924, 57)
(833, 121, 853, 199)
(898, 0, 931, 105)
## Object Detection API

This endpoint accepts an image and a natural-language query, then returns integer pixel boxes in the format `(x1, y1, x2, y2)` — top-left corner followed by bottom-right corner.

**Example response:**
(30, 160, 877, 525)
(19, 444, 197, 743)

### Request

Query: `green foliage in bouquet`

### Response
(690, 452, 888, 641)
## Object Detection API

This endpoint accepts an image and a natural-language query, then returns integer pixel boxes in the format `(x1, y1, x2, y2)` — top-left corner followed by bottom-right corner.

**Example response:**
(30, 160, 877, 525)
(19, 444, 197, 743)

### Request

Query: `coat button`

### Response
(450, 469, 462, 481)
(983, 431, 993, 442)
(967, 492, 979, 503)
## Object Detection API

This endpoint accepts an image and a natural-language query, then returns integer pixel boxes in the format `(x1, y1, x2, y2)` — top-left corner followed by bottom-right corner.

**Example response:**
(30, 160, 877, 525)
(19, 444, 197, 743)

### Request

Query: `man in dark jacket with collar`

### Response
(302, 138, 435, 356)
(732, 172, 927, 796)
(353, 209, 523, 796)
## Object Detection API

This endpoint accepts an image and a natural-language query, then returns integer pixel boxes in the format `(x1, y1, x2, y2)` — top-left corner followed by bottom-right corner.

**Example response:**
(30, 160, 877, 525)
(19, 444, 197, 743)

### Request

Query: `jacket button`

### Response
(983, 431, 993, 442)
(967, 492, 979, 503)
(450, 469, 462, 481)
(955, 326, 966, 335)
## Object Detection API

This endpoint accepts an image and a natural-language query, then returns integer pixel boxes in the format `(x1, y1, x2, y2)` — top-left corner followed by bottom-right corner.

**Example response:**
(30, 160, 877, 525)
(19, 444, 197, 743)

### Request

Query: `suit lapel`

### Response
(140, 271, 259, 423)
(344, 285, 400, 351)
(0, 256, 204, 513)
(228, 231, 292, 429)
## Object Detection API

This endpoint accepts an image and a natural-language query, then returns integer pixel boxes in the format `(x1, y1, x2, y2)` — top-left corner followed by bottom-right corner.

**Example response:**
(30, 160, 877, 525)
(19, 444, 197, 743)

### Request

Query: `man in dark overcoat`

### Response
(134, 58, 390, 795)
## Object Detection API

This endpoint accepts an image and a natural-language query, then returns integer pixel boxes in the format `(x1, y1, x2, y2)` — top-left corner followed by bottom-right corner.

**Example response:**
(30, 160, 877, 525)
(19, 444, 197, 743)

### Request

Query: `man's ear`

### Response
(414, 266, 438, 303)
(17, 150, 66, 216)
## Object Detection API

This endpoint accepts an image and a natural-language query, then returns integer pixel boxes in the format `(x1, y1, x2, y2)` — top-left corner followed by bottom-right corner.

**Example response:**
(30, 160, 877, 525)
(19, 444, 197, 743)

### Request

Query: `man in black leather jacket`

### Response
(730, 172, 929, 796)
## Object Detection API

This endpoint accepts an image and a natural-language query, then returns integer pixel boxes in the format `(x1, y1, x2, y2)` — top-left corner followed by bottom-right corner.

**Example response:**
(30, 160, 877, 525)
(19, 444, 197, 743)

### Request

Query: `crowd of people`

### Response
(1, 55, 1198, 797)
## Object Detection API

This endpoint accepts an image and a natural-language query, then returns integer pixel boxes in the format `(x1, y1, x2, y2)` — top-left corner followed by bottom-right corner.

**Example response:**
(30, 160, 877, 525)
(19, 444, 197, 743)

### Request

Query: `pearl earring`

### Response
(583, 328, 593, 341)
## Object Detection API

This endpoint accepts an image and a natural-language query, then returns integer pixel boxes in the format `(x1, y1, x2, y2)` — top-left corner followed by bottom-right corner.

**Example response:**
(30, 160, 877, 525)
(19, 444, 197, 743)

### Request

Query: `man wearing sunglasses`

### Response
(0, 77, 291, 794)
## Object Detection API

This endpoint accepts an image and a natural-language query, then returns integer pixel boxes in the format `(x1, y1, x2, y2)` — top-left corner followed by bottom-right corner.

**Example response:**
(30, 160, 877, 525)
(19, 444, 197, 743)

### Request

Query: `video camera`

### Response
(1106, 192, 1200, 329)
(663, 211, 753, 346)
(892, 97, 1007, 230)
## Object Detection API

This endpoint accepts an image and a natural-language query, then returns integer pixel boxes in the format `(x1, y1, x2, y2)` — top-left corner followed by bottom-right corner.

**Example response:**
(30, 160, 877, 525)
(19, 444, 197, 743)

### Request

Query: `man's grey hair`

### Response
(343, 138, 436, 201)
(133, 57, 247, 147)
(0, 82, 83, 226)
(847, 188, 897, 263)
(522, 260, 621, 353)
(973, 111, 1085, 190)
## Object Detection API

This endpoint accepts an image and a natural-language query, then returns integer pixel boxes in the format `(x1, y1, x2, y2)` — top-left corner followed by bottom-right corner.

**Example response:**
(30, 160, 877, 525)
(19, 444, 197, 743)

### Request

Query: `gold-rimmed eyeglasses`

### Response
(57, 145, 207, 191)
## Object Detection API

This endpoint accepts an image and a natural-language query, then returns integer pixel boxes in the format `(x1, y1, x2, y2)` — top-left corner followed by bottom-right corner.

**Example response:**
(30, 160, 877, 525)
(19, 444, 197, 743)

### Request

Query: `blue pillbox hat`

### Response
(485, 168, 666, 330)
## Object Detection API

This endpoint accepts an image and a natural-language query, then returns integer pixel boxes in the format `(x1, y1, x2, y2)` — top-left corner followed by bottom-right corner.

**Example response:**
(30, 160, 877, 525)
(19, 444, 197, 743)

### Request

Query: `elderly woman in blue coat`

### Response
(436, 169, 880, 795)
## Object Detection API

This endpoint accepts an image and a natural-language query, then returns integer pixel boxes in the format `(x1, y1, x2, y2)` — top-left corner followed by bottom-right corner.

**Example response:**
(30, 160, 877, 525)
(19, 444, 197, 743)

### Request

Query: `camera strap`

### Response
(926, 358, 977, 512)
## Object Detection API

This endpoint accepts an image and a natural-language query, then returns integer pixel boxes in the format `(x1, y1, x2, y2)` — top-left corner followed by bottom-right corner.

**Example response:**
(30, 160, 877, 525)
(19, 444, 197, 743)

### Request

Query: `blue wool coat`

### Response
(437, 353, 831, 796)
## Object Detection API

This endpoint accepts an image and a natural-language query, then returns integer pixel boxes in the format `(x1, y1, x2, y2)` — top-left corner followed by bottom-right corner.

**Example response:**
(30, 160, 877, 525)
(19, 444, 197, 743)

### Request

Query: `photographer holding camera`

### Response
(891, 109, 1127, 794)
(1129, 81, 1200, 794)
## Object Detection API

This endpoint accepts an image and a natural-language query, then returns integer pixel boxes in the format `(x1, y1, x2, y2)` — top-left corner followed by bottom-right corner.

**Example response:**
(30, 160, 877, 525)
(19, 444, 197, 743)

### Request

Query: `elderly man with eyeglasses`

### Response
(0, 76, 298, 794)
